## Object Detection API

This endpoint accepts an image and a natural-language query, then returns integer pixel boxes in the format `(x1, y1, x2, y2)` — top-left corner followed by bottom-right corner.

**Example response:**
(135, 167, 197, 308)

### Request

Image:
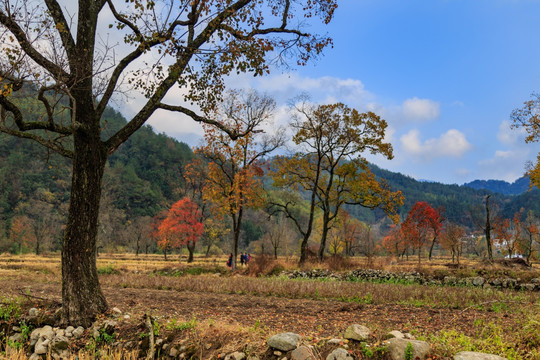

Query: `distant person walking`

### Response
(240, 252, 245, 266)
(226, 253, 232, 268)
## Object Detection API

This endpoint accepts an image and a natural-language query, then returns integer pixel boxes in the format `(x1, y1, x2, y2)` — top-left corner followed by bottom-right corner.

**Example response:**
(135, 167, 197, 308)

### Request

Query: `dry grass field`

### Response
(0, 253, 539, 359)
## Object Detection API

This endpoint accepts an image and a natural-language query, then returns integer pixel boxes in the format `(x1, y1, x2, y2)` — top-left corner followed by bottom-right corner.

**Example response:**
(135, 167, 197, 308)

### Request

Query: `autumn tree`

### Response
(440, 222, 466, 264)
(339, 212, 362, 257)
(16, 190, 62, 255)
(198, 90, 284, 269)
(158, 198, 204, 263)
(401, 201, 442, 265)
(9, 215, 34, 254)
(382, 224, 408, 259)
(128, 216, 152, 256)
(150, 210, 168, 258)
(270, 101, 403, 263)
(261, 213, 294, 259)
(0, 0, 336, 325)
(493, 213, 521, 258)
(511, 94, 540, 188)
(519, 210, 539, 264)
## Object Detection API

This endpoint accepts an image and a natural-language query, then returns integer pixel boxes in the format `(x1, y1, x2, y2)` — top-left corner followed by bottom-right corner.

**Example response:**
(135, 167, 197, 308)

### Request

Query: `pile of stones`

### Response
(2, 310, 519, 359)
(282, 269, 540, 291)
(262, 324, 507, 360)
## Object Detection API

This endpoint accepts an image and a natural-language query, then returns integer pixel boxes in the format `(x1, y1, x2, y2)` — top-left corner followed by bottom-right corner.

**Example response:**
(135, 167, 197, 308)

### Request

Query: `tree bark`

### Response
(428, 237, 437, 261)
(318, 211, 330, 261)
(187, 240, 195, 263)
(485, 195, 493, 261)
(61, 131, 108, 327)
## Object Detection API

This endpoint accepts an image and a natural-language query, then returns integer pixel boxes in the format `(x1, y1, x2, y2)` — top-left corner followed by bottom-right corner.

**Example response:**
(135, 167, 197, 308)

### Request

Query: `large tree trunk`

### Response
(485, 195, 493, 261)
(61, 132, 108, 327)
(230, 208, 243, 270)
(318, 211, 330, 261)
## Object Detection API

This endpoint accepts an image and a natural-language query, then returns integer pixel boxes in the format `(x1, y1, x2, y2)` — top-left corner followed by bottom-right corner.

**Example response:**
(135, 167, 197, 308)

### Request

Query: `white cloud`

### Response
(477, 149, 532, 182)
(401, 97, 440, 122)
(497, 119, 527, 146)
(400, 129, 472, 160)
(250, 73, 373, 108)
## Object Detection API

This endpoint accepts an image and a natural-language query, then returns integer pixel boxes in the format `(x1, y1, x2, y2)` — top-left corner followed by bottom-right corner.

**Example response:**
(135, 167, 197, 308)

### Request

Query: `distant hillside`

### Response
(346, 165, 540, 228)
(1, 98, 538, 244)
(463, 176, 530, 195)
(0, 107, 192, 221)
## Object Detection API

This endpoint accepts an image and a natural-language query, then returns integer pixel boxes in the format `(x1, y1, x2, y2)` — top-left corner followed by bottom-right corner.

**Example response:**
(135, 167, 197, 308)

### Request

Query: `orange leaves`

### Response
(392, 201, 444, 262)
(157, 198, 204, 251)
(9, 215, 35, 252)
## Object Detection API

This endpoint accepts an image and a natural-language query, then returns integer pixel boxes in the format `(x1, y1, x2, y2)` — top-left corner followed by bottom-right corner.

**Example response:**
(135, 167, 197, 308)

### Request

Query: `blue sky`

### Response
(125, 0, 540, 185)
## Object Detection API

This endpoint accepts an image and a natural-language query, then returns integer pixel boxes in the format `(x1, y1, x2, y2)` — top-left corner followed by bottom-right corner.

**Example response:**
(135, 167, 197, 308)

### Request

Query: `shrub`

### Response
(247, 254, 284, 277)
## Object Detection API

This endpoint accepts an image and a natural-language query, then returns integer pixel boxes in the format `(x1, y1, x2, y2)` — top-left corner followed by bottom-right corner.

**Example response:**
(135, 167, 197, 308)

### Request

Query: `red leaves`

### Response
(157, 198, 204, 251)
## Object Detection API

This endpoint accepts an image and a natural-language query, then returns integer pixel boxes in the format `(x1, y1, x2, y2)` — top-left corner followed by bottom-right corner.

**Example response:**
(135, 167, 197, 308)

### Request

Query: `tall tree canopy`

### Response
(511, 94, 540, 188)
(270, 101, 403, 263)
(197, 90, 284, 269)
(0, 0, 337, 325)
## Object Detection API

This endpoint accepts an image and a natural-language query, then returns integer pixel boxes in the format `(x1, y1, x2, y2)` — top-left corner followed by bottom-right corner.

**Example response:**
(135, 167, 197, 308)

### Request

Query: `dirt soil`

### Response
(3, 278, 518, 342)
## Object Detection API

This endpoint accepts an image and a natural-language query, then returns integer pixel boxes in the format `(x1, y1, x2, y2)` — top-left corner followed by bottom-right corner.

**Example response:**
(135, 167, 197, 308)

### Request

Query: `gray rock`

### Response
(472, 277, 485, 287)
(112, 307, 122, 314)
(41, 325, 55, 340)
(12, 326, 20, 332)
(156, 339, 164, 347)
(327, 338, 344, 344)
(386, 331, 404, 339)
(169, 347, 179, 357)
(72, 326, 84, 338)
(454, 351, 507, 360)
(65, 326, 74, 334)
(29, 308, 40, 317)
(268, 333, 301, 351)
(326, 348, 353, 360)
(403, 333, 415, 340)
(56, 329, 65, 337)
(51, 336, 70, 351)
(35, 338, 50, 355)
(29, 353, 41, 360)
(247, 356, 260, 360)
(8, 333, 22, 343)
(521, 283, 536, 291)
(52, 349, 70, 360)
(30, 328, 42, 347)
(387, 338, 431, 360)
(291, 346, 317, 360)
(343, 324, 371, 341)
(224, 351, 246, 360)
(274, 351, 283, 356)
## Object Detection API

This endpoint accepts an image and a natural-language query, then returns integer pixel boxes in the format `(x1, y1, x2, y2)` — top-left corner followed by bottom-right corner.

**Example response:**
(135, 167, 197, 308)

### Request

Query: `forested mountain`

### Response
(1, 105, 538, 253)
(345, 165, 540, 228)
(0, 107, 192, 252)
(463, 176, 530, 195)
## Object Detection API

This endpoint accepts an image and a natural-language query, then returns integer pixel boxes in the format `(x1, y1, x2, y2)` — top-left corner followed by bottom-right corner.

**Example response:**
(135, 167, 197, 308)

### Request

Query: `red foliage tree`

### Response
(158, 198, 204, 263)
(402, 201, 442, 264)
(382, 223, 409, 259)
